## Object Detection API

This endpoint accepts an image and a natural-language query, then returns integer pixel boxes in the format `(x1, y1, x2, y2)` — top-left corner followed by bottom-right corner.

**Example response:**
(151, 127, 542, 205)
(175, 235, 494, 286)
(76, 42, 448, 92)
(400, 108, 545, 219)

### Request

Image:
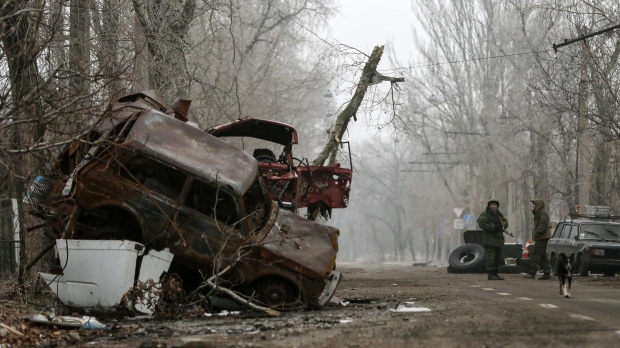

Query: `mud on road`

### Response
(2, 263, 620, 347)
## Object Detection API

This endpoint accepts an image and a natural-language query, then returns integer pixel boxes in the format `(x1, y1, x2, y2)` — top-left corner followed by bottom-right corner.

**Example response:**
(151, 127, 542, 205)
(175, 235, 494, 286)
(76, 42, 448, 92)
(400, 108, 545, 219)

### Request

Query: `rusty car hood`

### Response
(258, 209, 338, 279)
(124, 109, 259, 195)
(207, 117, 298, 146)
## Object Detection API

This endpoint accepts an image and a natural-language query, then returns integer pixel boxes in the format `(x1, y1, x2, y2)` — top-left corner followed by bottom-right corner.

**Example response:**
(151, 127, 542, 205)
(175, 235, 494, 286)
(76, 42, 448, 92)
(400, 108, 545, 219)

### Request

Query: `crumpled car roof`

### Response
(124, 109, 259, 195)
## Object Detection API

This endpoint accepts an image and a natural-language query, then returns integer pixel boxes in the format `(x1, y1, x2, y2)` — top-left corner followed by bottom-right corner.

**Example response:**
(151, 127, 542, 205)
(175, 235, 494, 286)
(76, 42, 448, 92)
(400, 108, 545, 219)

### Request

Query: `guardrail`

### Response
(0, 240, 19, 274)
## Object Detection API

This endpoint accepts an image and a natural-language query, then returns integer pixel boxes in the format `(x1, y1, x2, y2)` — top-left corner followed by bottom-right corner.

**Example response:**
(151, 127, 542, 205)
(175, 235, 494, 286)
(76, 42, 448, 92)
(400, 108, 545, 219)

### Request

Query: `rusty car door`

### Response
(168, 177, 248, 268)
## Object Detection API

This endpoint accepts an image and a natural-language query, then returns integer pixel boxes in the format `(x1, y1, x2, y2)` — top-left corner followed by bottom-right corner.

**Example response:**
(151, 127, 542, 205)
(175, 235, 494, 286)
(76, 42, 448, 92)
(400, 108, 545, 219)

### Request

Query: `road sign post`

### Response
(453, 218, 464, 230)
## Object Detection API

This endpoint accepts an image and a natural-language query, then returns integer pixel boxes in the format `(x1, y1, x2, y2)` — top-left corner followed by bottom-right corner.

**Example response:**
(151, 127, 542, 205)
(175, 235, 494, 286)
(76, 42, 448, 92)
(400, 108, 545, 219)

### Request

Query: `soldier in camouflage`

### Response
(477, 197, 509, 280)
(523, 198, 552, 279)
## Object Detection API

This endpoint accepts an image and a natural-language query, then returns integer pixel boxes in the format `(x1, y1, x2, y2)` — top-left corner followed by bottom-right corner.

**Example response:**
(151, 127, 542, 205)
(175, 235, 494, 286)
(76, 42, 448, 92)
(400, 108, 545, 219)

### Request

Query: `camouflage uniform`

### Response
(477, 198, 508, 277)
(527, 198, 551, 277)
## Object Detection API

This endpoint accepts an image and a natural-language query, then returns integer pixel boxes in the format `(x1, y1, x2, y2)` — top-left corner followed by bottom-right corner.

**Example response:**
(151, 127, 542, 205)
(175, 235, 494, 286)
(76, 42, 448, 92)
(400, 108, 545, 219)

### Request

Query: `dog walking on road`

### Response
(557, 253, 575, 298)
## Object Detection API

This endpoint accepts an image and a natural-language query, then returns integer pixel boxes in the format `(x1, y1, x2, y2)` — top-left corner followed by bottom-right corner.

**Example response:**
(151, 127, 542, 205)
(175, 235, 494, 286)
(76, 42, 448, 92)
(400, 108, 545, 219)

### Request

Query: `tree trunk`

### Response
(1, 0, 48, 287)
(132, 0, 196, 103)
(69, 0, 90, 95)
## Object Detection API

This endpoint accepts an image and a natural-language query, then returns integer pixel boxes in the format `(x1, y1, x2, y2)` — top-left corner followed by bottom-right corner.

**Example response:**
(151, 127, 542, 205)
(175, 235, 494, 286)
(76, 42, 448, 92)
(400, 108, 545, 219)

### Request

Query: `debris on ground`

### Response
(388, 302, 432, 313)
(25, 314, 110, 330)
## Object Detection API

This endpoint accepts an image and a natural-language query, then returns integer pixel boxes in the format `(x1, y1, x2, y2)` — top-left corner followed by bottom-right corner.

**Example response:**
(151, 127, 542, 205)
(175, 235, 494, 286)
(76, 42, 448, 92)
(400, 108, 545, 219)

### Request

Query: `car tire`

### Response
(448, 243, 486, 273)
(499, 264, 528, 274)
(516, 257, 531, 268)
(575, 255, 589, 277)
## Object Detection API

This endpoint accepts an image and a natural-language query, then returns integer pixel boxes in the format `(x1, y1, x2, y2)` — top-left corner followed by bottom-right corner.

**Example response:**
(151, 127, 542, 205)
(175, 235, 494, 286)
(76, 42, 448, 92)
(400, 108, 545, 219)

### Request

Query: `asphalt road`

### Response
(462, 273, 620, 328)
(5, 263, 620, 347)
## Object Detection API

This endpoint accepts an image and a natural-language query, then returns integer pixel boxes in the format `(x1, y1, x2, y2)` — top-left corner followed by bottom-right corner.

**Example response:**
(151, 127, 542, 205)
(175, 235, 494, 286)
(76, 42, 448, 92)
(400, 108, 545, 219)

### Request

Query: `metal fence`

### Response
(0, 240, 18, 274)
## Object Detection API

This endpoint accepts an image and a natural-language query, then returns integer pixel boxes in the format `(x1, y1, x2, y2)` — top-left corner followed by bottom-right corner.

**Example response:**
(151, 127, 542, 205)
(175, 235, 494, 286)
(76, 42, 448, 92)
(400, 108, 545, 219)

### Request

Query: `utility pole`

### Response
(577, 41, 591, 212)
(553, 24, 620, 52)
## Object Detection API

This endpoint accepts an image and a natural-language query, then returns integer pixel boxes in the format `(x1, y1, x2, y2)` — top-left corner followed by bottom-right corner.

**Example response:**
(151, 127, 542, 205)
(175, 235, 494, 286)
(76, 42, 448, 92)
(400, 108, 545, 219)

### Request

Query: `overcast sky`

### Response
(328, 0, 418, 72)
(324, 0, 419, 141)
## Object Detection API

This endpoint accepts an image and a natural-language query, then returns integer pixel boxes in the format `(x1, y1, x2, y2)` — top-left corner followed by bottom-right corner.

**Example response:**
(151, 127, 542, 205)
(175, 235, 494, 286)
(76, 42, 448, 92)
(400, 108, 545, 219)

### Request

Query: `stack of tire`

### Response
(447, 243, 530, 274)
(447, 243, 486, 273)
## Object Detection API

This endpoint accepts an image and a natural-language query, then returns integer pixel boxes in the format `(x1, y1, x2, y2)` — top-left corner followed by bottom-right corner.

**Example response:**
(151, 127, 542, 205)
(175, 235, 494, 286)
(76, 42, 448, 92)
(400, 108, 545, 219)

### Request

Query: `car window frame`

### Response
(552, 223, 565, 238)
(118, 152, 188, 203)
(556, 224, 569, 239)
(568, 224, 579, 240)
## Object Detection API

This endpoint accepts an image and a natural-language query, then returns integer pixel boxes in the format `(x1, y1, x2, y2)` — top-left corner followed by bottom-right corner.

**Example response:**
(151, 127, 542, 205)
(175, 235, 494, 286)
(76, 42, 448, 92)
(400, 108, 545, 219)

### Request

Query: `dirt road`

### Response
(3, 263, 620, 347)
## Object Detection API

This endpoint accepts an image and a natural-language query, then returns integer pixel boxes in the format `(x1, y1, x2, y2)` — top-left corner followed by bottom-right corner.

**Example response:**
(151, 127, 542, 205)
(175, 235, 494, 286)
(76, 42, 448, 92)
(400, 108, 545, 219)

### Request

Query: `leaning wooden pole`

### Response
(312, 45, 404, 166)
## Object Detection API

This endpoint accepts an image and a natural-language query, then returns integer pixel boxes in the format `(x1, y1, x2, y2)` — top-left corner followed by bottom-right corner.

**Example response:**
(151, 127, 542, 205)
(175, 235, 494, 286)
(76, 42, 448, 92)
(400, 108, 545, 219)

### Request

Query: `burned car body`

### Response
(27, 91, 341, 309)
(207, 118, 353, 218)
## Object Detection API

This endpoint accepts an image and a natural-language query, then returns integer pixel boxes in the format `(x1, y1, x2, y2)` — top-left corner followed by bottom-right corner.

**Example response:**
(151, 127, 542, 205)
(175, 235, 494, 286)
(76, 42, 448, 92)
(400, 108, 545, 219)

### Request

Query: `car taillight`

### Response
(330, 230, 339, 251)
(591, 249, 605, 256)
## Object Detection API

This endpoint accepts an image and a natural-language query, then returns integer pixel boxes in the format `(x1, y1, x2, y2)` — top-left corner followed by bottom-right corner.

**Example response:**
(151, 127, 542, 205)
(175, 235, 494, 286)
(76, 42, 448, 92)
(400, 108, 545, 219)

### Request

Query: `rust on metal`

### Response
(207, 117, 353, 216)
(26, 91, 342, 309)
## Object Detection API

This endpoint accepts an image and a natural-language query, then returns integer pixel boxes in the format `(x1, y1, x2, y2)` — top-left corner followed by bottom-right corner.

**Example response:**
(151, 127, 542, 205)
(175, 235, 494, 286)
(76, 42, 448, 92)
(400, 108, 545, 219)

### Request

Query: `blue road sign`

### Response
(463, 214, 476, 229)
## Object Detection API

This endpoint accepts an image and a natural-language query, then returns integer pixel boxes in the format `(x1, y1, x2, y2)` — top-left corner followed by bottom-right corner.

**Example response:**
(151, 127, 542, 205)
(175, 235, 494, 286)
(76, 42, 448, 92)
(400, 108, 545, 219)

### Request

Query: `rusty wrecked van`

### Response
(27, 90, 341, 309)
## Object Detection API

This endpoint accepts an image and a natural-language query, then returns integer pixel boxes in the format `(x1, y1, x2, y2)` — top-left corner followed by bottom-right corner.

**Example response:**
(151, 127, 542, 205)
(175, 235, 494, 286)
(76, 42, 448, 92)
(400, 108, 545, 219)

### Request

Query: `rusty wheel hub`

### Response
(260, 281, 292, 307)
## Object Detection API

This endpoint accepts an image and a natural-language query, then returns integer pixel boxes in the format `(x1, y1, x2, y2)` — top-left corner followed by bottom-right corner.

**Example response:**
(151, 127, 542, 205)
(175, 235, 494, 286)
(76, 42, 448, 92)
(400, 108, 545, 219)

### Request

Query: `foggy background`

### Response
(2, 0, 620, 268)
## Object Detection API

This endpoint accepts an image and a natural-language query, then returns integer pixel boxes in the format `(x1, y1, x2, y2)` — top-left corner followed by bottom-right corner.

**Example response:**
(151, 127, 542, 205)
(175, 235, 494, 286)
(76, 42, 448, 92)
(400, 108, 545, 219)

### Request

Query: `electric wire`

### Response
(406, 49, 554, 70)
(260, 0, 554, 70)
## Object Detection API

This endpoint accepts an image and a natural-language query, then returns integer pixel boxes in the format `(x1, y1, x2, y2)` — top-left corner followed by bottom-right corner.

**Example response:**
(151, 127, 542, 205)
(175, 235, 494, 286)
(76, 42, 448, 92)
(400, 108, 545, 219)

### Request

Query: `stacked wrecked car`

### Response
(26, 90, 346, 310)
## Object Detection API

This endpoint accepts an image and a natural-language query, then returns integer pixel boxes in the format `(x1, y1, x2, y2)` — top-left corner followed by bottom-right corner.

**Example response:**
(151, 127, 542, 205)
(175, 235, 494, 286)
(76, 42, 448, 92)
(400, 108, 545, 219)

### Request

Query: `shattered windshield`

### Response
(579, 223, 620, 241)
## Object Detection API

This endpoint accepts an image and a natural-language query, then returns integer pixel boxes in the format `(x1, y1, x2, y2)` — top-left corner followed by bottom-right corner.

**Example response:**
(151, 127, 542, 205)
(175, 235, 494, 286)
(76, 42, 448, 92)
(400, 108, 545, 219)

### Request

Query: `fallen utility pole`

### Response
(553, 23, 620, 51)
(312, 45, 404, 167)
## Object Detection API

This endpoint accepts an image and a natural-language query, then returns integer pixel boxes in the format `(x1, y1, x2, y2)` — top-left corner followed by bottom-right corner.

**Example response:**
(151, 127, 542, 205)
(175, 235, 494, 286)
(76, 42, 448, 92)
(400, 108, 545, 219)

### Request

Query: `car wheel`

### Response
(575, 255, 589, 277)
(448, 243, 486, 273)
(550, 254, 557, 276)
(257, 278, 296, 308)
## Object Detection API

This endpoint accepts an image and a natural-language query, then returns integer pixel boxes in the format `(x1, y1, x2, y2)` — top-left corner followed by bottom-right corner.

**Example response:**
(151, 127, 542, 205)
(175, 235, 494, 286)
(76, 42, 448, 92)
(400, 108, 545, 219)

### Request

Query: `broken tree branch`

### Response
(0, 322, 24, 337)
(312, 45, 404, 166)
(199, 264, 281, 317)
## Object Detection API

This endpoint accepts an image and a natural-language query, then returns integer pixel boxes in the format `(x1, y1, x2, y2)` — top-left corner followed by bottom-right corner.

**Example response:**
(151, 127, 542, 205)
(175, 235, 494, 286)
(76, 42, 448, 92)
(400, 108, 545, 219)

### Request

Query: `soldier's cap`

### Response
(487, 197, 500, 206)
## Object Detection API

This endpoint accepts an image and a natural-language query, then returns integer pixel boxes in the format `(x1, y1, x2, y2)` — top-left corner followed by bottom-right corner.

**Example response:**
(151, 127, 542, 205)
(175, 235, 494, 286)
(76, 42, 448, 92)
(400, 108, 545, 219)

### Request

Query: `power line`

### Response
(407, 49, 553, 70)
(260, 1, 553, 72)
(259, 0, 354, 54)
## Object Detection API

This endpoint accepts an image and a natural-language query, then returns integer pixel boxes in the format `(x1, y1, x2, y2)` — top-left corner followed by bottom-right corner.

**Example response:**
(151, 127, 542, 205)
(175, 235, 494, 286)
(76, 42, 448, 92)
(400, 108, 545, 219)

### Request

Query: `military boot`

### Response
(538, 273, 551, 280)
(488, 272, 502, 280)
(493, 271, 504, 280)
